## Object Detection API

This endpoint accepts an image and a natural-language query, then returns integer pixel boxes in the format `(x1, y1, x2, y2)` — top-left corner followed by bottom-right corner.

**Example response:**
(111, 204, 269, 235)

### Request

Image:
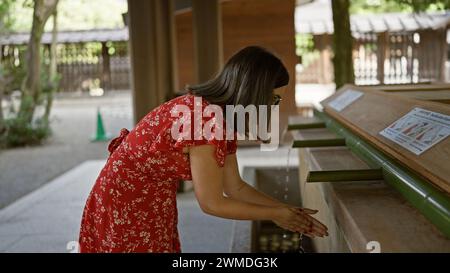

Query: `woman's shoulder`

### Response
(166, 93, 210, 109)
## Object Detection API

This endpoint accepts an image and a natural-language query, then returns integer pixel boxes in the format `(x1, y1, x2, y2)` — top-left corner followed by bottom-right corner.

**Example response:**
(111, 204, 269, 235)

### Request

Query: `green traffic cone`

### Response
(91, 107, 111, 142)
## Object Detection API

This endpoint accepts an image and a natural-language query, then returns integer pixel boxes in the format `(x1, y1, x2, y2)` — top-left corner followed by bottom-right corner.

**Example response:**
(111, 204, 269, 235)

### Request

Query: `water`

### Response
(275, 127, 305, 253)
(282, 148, 305, 253)
(257, 127, 306, 253)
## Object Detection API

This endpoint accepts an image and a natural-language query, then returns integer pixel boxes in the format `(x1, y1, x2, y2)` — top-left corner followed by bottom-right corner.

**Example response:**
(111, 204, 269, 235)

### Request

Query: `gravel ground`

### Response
(0, 91, 133, 208)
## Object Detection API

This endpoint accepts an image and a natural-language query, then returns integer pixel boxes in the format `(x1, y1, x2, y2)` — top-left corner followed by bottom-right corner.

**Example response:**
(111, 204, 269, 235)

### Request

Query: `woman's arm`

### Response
(188, 145, 328, 237)
(222, 153, 284, 207)
(190, 145, 278, 220)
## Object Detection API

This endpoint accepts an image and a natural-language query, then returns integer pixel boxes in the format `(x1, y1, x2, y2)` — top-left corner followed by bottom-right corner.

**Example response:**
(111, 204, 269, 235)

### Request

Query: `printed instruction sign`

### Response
(379, 108, 450, 155)
(328, 89, 363, 112)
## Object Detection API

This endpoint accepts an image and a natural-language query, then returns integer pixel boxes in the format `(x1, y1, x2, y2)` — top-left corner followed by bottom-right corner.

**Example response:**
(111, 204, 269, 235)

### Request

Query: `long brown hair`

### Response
(187, 46, 289, 137)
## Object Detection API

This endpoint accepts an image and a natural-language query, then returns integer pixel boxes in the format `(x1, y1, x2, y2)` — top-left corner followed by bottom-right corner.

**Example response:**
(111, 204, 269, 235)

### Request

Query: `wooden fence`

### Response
(297, 30, 448, 85)
(1, 41, 130, 93)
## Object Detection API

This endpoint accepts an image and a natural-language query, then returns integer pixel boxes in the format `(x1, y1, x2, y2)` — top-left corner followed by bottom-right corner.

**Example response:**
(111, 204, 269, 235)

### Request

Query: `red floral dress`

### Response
(79, 94, 237, 253)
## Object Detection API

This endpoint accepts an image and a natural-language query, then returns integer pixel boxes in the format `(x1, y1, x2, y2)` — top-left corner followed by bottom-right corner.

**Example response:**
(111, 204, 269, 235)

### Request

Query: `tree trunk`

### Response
(43, 9, 58, 122)
(0, 64, 5, 134)
(19, 0, 59, 122)
(331, 0, 354, 89)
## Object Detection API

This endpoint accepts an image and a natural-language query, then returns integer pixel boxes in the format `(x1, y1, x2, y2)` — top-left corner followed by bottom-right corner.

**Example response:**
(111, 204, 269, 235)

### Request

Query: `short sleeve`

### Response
(170, 94, 237, 167)
(173, 134, 227, 167)
(173, 111, 228, 167)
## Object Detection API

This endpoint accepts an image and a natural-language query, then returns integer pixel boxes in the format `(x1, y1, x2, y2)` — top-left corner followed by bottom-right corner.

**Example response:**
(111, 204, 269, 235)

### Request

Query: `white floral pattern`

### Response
(79, 94, 237, 253)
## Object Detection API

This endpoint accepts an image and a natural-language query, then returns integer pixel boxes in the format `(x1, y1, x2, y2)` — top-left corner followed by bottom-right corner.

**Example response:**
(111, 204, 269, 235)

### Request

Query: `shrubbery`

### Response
(0, 117, 51, 148)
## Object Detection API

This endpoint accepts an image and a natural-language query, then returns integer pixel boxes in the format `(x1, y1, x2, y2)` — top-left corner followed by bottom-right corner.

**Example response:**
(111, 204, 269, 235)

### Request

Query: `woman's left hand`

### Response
(276, 205, 329, 238)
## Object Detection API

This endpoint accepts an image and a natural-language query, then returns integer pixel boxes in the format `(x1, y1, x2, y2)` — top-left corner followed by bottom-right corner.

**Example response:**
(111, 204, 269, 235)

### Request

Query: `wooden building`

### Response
(296, 0, 450, 85)
(0, 28, 130, 92)
(127, 0, 298, 129)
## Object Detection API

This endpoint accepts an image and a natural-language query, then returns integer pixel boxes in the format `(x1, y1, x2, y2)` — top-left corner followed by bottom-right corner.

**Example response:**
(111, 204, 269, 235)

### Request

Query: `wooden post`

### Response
(0, 45, 4, 62)
(127, 0, 177, 123)
(439, 29, 447, 82)
(377, 32, 387, 84)
(192, 0, 223, 83)
(316, 35, 326, 84)
(101, 42, 111, 91)
(322, 34, 333, 84)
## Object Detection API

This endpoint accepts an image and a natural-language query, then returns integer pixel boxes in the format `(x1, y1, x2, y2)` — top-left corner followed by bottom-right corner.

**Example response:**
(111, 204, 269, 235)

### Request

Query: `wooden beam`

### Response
(101, 42, 111, 91)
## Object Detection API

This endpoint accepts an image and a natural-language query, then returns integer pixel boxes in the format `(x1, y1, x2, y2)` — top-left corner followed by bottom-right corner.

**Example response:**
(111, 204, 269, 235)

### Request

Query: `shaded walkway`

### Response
(0, 91, 132, 209)
(0, 146, 298, 252)
(0, 160, 233, 252)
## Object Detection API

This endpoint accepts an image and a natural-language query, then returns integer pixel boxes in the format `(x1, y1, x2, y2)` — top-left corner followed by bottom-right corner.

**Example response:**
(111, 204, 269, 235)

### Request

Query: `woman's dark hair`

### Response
(187, 46, 289, 108)
(187, 46, 289, 138)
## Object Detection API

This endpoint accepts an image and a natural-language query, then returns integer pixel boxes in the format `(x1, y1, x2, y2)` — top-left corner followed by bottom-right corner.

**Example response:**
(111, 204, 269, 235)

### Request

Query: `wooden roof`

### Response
(0, 28, 128, 46)
(296, 0, 450, 35)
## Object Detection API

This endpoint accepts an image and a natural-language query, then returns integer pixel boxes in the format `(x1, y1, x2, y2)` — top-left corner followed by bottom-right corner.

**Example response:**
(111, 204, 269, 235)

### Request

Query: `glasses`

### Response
(273, 94, 282, 105)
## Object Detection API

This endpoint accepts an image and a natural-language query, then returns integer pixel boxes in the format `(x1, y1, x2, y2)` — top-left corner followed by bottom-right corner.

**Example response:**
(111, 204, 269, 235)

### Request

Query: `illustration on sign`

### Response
(328, 89, 363, 112)
(379, 108, 450, 155)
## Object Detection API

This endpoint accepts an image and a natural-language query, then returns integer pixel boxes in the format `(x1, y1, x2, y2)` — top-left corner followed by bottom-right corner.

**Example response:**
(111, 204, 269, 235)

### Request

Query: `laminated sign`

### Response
(379, 108, 450, 155)
(328, 90, 363, 112)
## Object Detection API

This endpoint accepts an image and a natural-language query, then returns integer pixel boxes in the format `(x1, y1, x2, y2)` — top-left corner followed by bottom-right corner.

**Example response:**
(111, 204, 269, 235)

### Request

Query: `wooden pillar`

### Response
(315, 35, 325, 84)
(323, 35, 333, 84)
(377, 32, 388, 84)
(101, 42, 111, 91)
(127, 0, 177, 124)
(0, 45, 5, 62)
(439, 29, 447, 82)
(421, 31, 428, 81)
(192, 0, 223, 83)
(316, 34, 332, 84)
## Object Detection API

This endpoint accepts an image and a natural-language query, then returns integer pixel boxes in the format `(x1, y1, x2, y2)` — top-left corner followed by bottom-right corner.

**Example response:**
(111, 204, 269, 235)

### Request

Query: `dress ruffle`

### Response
(108, 128, 130, 154)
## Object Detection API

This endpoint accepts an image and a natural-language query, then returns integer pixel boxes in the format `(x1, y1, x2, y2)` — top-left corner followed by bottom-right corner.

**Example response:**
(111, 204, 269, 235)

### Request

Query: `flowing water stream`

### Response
(281, 147, 305, 253)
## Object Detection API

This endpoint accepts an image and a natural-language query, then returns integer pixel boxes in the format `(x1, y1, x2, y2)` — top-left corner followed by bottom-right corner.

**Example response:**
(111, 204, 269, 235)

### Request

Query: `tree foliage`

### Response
(351, 0, 450, 14)
(18, 0, 59, 123)
(1, 0, 59, 148)
(0, 0, 14, 32)
(392, 0, 450, 12)
(9, 0, 127, 32)
(0, 0, 15, 134)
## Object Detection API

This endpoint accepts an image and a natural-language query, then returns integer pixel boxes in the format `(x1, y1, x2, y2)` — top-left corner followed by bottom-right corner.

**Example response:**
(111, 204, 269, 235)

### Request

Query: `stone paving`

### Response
(0, 91, 132, 208)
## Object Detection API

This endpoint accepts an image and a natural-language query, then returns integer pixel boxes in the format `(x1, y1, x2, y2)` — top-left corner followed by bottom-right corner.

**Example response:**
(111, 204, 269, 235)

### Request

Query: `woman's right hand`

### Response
(272, 206, 328, 238)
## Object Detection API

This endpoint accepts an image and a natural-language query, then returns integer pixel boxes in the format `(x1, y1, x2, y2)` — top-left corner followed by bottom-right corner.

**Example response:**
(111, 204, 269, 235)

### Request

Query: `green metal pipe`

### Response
(293, 138, 346, 148)
(287, 122, 326, 130)
(307, 169, 383, 183)
(315, 110, 450, 238)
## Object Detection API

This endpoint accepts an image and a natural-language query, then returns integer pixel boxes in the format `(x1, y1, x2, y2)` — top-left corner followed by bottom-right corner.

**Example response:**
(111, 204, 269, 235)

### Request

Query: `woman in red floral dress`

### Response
(78, 46, 328, 253)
